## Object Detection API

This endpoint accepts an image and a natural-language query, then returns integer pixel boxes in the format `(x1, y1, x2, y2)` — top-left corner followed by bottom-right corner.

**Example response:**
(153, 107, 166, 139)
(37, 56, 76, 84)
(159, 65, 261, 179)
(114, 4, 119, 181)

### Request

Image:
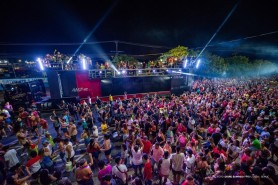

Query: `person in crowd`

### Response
(158, 151, 171, 185)
(142, 154, 152, 185)
(120, 143, 129, 166)
(81, 129, 90, 147)
(50, 112, 61, 137)
(141, 136, 152, 155)
(150, 142, 164, 173)
(6, 164, 32, 185)
(26, 150, 42, 179)
(98, 160, 112, 185)
(101, 134, 112, 162)
(170, 146, 185, 185)
(64, 138, 75, 162)
(39, 168, 57, 185)
(184, 149, 195, 175)
(75, 158, 94, 185)
(87, 138, 101, 168)
(131, 139, 144, 177)
(181, 175, 195, 185)
(3, 145, 19, 171)
(0, 113, 8, 138)
(112, 156, 128, 185)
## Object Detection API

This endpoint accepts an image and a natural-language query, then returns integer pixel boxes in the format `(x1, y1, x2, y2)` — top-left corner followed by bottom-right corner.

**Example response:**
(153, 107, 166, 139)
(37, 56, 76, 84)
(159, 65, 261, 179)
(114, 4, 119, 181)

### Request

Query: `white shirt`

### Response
(188, 118, 195, 130)
(4, 149, 19, 169)
(65, 142, 75, 158)
(185, 155, 195, 173)
(131, 148, 143, 165)
(160, 158, 171, 176)
(171, 152, 185, 171)
(112, 164, 128, 183)
(2, 109, 10, 118)
(46, 144, 53, 154)
(219, 139, 228, 149)
(92, 127, 99, 142)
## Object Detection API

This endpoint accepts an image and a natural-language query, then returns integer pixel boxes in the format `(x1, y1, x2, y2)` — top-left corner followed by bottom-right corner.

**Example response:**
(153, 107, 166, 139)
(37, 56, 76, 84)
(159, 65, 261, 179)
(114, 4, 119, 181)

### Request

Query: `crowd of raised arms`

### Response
(0, 76, 278, 185)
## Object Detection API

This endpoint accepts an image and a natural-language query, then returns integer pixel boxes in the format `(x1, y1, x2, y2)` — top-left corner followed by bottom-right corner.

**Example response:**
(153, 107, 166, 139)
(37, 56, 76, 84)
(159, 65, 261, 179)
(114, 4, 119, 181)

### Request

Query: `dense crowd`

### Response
(0, 76, 278, 185)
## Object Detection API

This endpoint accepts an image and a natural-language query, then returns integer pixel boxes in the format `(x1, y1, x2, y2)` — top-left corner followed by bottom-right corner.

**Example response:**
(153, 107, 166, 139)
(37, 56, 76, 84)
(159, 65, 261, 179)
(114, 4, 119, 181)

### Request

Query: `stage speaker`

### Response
(46, 70, 62, 99)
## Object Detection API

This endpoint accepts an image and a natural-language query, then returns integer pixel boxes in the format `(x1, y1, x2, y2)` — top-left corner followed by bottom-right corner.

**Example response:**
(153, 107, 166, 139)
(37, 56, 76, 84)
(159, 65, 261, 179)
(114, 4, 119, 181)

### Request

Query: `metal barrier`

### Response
(88, 68, 182, 78)
(89, 69, 113, 79)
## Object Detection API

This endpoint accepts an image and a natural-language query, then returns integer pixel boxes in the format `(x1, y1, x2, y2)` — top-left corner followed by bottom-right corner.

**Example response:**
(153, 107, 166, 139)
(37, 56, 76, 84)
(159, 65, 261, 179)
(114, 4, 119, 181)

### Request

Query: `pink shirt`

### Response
(207, 127, 215, 134)
(98, 165, 112, 185)
(152, 146, 164, 162)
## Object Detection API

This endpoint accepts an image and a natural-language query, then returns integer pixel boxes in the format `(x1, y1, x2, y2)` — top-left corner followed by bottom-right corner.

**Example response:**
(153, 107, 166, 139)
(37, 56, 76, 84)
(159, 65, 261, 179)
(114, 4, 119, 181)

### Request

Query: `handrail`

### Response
(88, 68, 182, 78)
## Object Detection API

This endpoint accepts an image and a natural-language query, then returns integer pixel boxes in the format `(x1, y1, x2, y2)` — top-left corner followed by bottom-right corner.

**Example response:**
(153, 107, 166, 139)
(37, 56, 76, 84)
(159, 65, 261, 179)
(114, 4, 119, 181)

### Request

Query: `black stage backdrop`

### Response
(59, 71, 78, 97)
(171, 75, 189, 95)
(101, 76, 171, 96)
(46, 70, 61, 99)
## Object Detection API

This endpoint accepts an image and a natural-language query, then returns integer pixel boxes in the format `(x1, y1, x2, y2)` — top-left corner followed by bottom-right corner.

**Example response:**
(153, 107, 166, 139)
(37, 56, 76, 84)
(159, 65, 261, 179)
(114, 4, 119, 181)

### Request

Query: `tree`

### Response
(160, 45, 189, 60)
(188, 49, 199, 58)
(225, 55, 250, 77)
(206, 53, 227, 76)
(252, 59, 278, 76)
(112, 54, 139, 66)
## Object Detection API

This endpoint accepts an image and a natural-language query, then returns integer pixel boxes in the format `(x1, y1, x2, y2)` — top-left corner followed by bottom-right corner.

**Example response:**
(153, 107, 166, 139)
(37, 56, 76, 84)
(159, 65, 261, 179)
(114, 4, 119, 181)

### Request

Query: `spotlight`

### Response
(196, 59, 201, 69)
(183, 59, 188, 68)
(99, 71, 102, 74)
(153, 69, 156, 73)
(122, 70, 126, 74)
(82, 58, 86, 70)
(117, 71, 121, 75)
(67, 57, 72, 64)
(37, 58, 44, 71)
(166, 69, 169, 72)
(179, 69, 181, 72)
(138, 70, 142, 73)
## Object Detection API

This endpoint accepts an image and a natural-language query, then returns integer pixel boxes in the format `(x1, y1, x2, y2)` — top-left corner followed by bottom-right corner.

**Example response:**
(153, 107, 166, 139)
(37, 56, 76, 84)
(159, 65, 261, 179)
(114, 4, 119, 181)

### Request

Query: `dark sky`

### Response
(0, 0, 278, 61)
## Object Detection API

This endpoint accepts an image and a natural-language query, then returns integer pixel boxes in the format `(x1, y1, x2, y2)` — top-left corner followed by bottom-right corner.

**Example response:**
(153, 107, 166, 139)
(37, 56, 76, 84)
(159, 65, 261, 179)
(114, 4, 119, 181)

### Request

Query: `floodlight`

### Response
(37, 58, 44, 71)
(67, 57, 72, 64)
(183, 59, 188, 68)
(82, 58, 86, 70)
(196, 59, 201, 69)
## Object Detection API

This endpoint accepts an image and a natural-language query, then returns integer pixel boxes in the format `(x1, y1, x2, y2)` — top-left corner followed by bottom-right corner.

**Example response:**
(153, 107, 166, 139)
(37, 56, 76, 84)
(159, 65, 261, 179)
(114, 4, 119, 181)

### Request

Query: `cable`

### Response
(193, 30, 278, 49)
(118, 41, 172, 49)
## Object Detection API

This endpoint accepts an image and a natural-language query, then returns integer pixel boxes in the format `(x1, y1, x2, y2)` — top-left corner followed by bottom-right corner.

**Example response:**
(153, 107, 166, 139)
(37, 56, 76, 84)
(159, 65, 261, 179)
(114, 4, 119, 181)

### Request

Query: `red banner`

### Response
(75, 71, 102, 99)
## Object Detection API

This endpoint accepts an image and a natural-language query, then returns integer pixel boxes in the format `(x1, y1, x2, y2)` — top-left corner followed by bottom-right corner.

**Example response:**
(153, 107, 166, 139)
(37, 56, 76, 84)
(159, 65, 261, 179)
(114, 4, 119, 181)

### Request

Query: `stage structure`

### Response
(46, 68, 191, 100)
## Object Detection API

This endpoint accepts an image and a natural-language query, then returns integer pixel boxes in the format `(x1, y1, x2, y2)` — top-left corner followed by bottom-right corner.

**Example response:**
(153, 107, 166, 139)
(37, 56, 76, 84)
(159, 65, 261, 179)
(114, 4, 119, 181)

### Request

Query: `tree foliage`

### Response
(160, 45, 189, 60)
(112, 54, 139, 64)
(204, 53, 227, 76)
(158, 46, 277, 77)
(225, 55, 251, 76)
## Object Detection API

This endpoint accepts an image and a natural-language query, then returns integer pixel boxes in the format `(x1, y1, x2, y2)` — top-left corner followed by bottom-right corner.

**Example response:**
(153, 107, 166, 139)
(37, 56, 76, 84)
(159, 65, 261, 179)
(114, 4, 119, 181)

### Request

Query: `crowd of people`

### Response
(41, 51, 182, 71)
(0, 76, 277, 185)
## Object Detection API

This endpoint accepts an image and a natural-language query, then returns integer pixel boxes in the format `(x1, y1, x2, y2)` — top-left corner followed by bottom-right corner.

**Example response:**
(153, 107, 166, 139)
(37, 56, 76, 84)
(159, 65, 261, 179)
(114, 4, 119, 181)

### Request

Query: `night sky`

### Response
(0, 0, 277, 61)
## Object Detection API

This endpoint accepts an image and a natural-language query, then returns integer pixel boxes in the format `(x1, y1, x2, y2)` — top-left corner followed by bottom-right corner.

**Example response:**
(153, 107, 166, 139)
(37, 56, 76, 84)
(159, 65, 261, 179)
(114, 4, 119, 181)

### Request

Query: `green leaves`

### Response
(160, 45, 189, 60)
